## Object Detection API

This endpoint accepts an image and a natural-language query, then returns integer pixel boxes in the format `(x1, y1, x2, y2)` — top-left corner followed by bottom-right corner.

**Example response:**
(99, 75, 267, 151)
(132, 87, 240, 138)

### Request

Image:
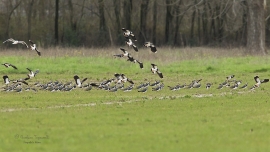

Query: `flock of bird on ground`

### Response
(1, 28, 269, 93)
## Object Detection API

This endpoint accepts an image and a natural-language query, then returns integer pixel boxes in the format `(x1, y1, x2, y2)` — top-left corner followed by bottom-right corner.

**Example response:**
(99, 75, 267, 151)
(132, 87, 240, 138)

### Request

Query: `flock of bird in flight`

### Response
(1, 28, 269, 93)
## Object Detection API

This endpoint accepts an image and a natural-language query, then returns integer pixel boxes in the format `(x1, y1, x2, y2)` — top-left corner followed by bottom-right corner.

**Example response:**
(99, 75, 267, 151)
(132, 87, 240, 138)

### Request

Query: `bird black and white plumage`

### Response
(151, 63, 163, 78)
(127, 55, 143, 69)
(138, 87, 148, 93)
(3, 75, 10, 85)
(152, 83, 164, 91)
(74, 75, 87, 88)
(113, 48, 130, 58)
(114, 73, 134, 84)
(26, 68, 39, 79)
(206, 83, 212, 89)
(2, 63, 17, 69)
(122, 28, 137, 41)
(3, 38, 28, 48)
(13, 78, 29, 85)
(226, 75, 235, 81)
(253, 75, 269, 88)
(217, 84, 223, 89)
(125, 38, 138, 52)
(240, 83, 248, 89)
(29, 40, 41, 56)
(144, 42, 157, 53)
(3, 75, 28, 85)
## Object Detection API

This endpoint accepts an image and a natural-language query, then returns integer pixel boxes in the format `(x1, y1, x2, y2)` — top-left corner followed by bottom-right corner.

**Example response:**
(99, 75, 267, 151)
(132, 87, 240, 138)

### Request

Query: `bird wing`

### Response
(120, 48, 127, 53)
(113, 54, 124, 58)
(127, 79, 134, 84)
(130, 33, 137, 41)
(35, 48, 41, 56)
(261, 79, 269, 83)
(157, 71, 163, 78)
(3, 38, 15, 43)
(29, 40, 35, 44)
(34, 70, 39, 75)
(137, 61, 143, 69)
(81, 78, 88, 84)
(9, 64, 18, 69)
(150, 46, 157, 53)
(20, 41, 29, 48)
(26, 68, 32, 72)
(132, 45, 138, 52)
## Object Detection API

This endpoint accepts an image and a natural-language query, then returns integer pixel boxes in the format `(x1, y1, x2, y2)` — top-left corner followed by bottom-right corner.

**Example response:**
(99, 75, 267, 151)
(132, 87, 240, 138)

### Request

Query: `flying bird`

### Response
(151, 63, 163, 78)
(26, 68, 39, 79)
(127, 55, 143, 69)
(74, 75, 88, 88)
(252, 75, 269, 88)
(114, 73, 134, 84)
(125, 38, 138, 52)
(122, 28, 137, 41)
(3, 38, 28, 48)
(29, 40, 41, 56)
(2, 63, 17, 69)
(144, 42, 157, 53)
(113, 48, 130, 58)
(3, 75, 28, 85)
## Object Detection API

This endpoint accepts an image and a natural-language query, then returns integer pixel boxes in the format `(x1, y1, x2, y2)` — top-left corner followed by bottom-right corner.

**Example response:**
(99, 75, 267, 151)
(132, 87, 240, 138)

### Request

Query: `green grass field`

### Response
(0, 47, 270, 152)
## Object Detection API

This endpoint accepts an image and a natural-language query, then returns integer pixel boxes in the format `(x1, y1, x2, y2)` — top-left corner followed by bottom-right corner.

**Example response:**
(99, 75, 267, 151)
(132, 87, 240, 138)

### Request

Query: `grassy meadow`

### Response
(0, 47, 270, 152)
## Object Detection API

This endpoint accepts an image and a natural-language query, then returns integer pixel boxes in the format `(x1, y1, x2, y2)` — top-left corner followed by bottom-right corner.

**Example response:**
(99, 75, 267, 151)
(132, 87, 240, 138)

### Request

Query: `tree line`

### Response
(0, 0, 269, 54)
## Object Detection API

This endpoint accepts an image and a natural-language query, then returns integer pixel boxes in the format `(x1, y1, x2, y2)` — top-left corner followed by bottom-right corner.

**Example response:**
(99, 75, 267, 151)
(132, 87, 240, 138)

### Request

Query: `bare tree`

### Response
(113, 0, 122, 43)
(123, 0, 132, 30)
(55, 0, 59, 45)
(152, 0, 157, 44)
(4, 0, 22, 38)
(139, 0, 149, 43)
(246, 0, 266, 55)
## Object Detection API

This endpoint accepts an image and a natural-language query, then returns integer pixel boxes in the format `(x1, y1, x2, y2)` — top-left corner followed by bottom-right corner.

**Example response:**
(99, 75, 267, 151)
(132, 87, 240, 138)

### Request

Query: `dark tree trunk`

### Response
(98, 0, 107, 45)
(197, 9, 201, 45)
(55, 0, 59, 45)
(68, 0, 77, 32)
(165, 0, 173, 44)
(190, 0, 197, 46)
(98, 0, 106, 32)
(5, 0, 22, 38)
(27, 0, 35, 40)
(208, 3, 216, 42)
(139, 0, 149, 43)
(246, 0, 266, 55)
(173, 0, 183, 46)
(202, 0, 209, 45)
(123, 0, 132, 30)
(152, 0, 157, 44)
(241, 1, 248, 46)
(113, 0, 121, 44)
